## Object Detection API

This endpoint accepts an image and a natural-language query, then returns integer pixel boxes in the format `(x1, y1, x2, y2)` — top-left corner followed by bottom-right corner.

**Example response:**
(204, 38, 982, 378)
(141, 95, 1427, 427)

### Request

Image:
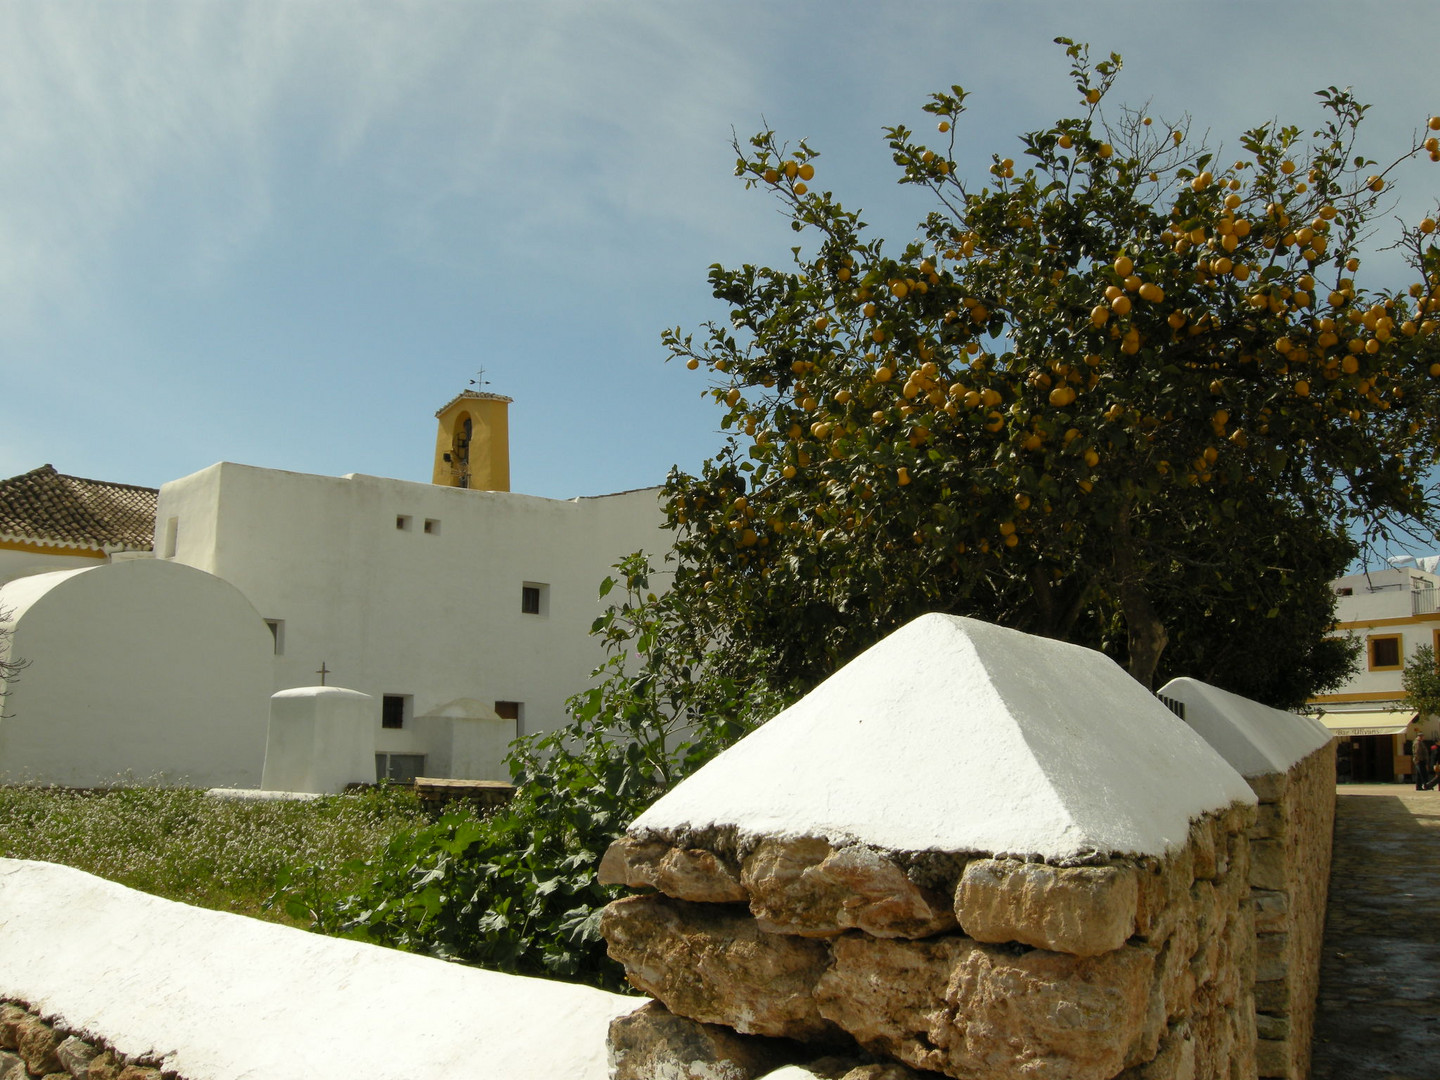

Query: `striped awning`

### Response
(1319, 710, 1417, 738)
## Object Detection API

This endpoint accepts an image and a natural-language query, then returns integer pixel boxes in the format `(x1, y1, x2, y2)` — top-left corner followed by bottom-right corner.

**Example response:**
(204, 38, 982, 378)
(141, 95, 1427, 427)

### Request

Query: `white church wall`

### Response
(0, 560, 273, 788)
(0, 547, 105, 587)
(154, 463, 667, 780)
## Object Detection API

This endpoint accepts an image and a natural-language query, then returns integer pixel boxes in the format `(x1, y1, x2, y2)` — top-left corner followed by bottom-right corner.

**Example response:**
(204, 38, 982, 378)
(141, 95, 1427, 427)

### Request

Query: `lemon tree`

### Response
(662, 40, 1440, 700)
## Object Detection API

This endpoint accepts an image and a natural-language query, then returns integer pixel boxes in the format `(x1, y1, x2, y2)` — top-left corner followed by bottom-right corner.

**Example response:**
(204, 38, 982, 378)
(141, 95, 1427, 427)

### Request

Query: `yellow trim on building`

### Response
(1331, 612, 1440, 631)
(0, 538, 105, 559)
(1310, 690, 1409, 704)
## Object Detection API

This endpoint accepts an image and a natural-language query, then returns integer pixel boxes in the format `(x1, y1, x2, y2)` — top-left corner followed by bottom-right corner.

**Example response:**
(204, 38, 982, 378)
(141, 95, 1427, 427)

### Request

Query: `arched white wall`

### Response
(0, 559, 273, 788)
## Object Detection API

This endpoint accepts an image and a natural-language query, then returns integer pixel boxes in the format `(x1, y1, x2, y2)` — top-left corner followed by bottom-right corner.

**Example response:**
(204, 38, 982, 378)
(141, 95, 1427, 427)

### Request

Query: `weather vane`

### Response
(468, 367, 491, 390)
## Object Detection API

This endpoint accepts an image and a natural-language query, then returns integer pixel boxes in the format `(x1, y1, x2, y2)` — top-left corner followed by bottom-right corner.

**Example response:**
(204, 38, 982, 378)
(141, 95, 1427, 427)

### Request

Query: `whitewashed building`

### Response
(1, 391, 669, 787)
(1307, 559, 1440, 782)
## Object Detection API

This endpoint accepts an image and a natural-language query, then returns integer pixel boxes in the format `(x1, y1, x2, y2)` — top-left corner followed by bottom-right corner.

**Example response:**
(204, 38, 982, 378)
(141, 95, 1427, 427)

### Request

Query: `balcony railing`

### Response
(1414, 587, 1440, 616)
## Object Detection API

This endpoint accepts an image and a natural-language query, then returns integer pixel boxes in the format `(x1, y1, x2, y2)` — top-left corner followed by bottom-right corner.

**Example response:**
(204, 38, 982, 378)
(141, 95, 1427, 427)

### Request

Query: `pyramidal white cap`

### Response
(632, 613, 1255, 860)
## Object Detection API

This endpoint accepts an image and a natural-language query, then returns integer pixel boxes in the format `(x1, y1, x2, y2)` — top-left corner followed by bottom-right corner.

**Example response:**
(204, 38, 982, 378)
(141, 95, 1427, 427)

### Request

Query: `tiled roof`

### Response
(0, 465, 158, 551)
(434, 389, 514, 417)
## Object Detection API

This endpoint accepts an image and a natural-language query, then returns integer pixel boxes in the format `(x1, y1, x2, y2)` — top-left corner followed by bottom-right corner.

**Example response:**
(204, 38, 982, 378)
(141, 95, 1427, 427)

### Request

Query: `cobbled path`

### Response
(1310, 785, 1440, 1079)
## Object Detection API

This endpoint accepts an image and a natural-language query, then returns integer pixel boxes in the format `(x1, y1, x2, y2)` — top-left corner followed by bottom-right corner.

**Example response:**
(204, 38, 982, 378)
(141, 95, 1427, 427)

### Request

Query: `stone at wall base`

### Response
(814, 933, 1158, 1080)
(600, 894, 846, 1044)
(17, 1017, 64, 1077)
(608, 1001, 805, 1080)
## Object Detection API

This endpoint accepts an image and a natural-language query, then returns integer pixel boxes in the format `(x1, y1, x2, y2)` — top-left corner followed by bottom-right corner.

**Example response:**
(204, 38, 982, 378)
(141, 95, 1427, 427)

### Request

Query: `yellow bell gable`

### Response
(432, 391, 512, 491)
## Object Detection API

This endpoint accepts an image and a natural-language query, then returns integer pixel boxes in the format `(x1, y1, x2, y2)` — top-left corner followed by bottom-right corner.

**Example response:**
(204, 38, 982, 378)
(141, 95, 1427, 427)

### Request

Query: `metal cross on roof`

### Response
(316, 661, 330, 687)
(468, 367, 490, 390)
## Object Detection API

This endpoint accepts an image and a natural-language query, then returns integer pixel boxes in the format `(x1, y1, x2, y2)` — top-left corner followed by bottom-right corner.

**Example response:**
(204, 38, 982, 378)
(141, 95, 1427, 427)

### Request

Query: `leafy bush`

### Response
(277, 554, 786, 989)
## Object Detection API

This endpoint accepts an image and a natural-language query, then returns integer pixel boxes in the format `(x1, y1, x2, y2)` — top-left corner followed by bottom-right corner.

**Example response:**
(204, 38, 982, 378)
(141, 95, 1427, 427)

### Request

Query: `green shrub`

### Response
(275, 554, 786, 989)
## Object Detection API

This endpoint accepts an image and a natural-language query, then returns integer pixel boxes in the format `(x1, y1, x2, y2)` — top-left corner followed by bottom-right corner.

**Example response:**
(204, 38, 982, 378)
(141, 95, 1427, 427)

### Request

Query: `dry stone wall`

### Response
(1157, 677, 1336, 1080)
(601, 803, 1259, 1080)
(597, 615, 1279, 1080)
(1247, 746, 1334, 1080)
(0, 1002, 169, 1080)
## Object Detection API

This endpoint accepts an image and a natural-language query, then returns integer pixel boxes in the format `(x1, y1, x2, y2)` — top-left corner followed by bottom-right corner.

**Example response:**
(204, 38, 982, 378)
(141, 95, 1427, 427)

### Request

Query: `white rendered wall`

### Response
(155, 463, 667, 779)
(0, 560, 273, 788)
(0, 859, 638, 1080)
(261, 688, 377, 794)
(0, 547, 106, 586)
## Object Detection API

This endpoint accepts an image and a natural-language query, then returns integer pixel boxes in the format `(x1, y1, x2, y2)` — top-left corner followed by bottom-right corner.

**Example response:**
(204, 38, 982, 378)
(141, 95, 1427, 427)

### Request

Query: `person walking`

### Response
(1415, 731, 1431, 791)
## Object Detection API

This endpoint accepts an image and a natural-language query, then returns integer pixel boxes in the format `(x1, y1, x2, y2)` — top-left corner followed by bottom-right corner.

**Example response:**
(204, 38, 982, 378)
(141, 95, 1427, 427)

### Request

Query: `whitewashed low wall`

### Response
(0, 859, 640, 1080)
(1158, 678, 1336, 1080)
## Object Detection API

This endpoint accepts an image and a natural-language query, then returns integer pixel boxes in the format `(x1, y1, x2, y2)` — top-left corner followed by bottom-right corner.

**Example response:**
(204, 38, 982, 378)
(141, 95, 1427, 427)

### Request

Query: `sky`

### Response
(4, 1, 1439, 519)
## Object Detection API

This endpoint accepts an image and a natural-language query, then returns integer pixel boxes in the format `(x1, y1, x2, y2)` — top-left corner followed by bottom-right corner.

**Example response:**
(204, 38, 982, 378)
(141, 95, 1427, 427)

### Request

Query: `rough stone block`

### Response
(0, 1007, 25, 1052)
(18, 1018, 64, 1077)
(1249, 803, 1286, 842)
(599, 837, 749, 903)
(85, 1050, 122, 1080)
(1116, 1023, 1196, 1080)
(1246, 774, 1287, 804)
(1135, 847, 1194, 941)
(1254, 1014, 1289, 1041)
(1255, 933, 1287, 983)
(954, 859, 1139, 957)
(57, 1036, 99, 1079)
(600, 894, 842, 1043)
(1252, 979, 1289, 1014)
(814, 933, 1157, 1080)
(0, 1054, 19, 1078)
(1248, 841, 1286, 892)
(608, 1000, 803, 1080)
(1250, 889, 1288, 934)
(1189, 820, 1218, 881)
(1255, 1037, 1289, 1077)
(741, 836, 956, 939)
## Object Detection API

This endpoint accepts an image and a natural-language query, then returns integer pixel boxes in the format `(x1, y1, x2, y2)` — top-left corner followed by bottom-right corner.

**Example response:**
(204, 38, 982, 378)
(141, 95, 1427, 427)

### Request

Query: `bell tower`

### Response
(432, 390, 512, 491)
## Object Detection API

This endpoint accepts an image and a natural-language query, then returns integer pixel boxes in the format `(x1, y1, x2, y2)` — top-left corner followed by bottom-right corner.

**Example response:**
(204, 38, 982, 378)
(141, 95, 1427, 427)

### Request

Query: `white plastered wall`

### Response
(0, 547, 106, 586)
(0, 559, 273, 788)
(155, 463, 667, 781)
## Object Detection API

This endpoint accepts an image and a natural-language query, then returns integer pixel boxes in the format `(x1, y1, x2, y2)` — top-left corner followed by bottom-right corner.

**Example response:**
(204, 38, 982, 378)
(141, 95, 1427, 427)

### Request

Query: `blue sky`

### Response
(5, 1, 1438, 511)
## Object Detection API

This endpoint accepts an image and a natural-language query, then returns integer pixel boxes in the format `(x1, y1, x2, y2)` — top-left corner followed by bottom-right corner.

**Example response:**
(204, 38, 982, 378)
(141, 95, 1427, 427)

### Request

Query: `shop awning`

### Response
(1319, 710, 1417, 738)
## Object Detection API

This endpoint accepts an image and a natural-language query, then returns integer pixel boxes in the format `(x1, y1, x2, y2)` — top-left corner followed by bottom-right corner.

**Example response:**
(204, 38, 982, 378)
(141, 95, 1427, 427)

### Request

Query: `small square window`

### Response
(396, 515, 413, 531)
(1335, 586, 1353, 596)
(423, 518, 440, 535)
(1369, 634, 1403, 670)
(382, 694, 411, 729)
(521, 582, 548, 615)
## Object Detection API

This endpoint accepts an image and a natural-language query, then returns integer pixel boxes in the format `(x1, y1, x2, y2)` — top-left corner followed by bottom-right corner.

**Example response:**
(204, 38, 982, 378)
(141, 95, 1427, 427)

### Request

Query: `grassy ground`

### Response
(0, 784, 448, 924)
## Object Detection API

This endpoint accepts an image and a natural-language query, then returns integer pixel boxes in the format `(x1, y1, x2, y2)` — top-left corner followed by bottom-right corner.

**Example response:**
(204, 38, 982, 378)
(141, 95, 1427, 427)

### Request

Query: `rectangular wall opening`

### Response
(521, 582, 549, 616)
(382, 694, 411, 729)
(263, 619, 284, 655)
(375, 753, 426, 784)
(495, 700, 524, 738)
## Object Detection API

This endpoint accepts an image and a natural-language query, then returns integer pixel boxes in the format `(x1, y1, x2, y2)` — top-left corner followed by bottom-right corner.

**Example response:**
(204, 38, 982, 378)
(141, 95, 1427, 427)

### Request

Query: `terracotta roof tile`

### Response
(0, 465, 157, 551)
